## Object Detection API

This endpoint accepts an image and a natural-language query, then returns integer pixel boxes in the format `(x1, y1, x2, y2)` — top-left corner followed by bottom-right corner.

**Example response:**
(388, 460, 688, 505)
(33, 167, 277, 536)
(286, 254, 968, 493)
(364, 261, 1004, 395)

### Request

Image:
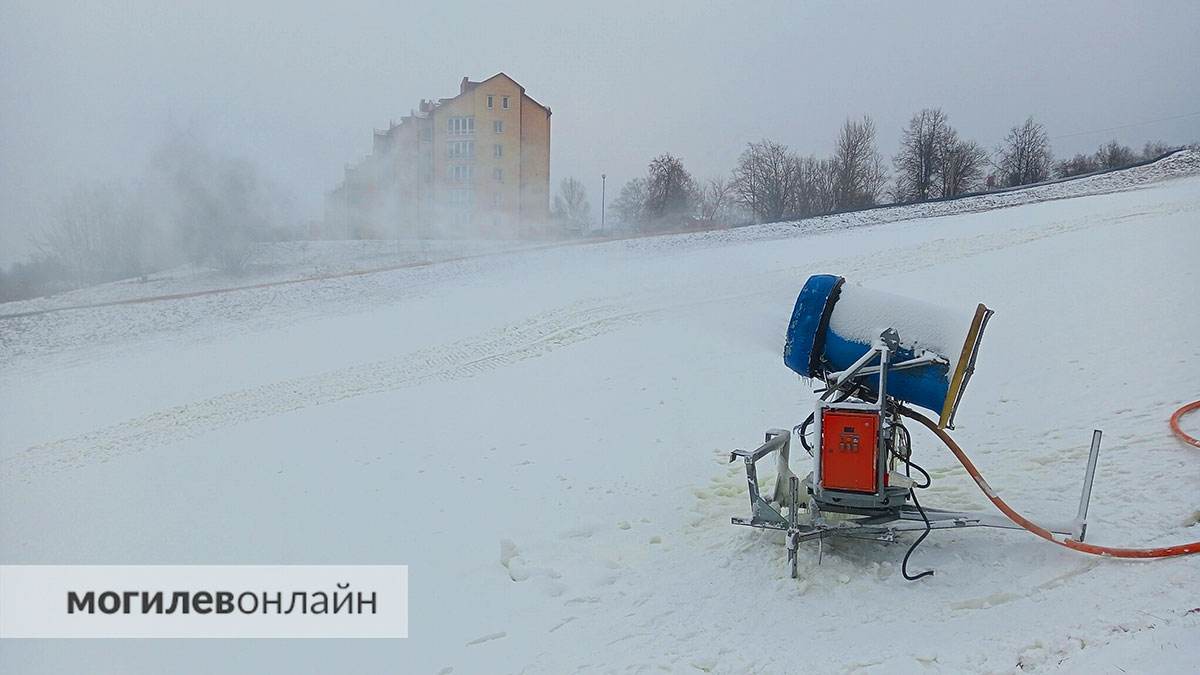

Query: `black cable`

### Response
(798, 386, 855, 456)
(890, 422, 931, 488)
(901, 488, 935, 581)
(895, 421, 912, 476)
(798, 389, 934, 579)
(904, 458, 931, 489)
(798, 412, 816, 456)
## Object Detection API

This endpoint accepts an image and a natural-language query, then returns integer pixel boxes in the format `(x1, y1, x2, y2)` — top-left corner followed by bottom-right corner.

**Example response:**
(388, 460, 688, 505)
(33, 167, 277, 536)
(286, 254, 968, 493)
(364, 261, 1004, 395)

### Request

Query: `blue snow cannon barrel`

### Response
(783, 274, 992, 429)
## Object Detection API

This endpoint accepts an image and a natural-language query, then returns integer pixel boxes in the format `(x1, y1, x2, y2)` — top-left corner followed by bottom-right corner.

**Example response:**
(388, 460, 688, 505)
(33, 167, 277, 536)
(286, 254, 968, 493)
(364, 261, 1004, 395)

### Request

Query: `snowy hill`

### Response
(2, 159, 1198, 673)
(4, 150, 1198, 321)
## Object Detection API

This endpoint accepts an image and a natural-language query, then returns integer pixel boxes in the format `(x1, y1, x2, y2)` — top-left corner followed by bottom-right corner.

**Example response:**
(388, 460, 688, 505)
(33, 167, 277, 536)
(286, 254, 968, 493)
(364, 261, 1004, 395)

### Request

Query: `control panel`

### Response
(819, 409, 880, 493)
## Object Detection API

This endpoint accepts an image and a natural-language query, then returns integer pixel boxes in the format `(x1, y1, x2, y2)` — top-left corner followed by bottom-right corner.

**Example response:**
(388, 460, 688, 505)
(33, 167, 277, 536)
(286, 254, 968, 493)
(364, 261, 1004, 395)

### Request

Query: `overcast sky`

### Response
(3, 0, 1198, 265)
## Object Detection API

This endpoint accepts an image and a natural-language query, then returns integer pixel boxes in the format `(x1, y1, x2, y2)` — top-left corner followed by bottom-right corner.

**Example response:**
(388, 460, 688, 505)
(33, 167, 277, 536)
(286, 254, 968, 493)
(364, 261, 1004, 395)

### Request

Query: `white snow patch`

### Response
(2, 159, 1198, 674)
(829, 281, 975, 365)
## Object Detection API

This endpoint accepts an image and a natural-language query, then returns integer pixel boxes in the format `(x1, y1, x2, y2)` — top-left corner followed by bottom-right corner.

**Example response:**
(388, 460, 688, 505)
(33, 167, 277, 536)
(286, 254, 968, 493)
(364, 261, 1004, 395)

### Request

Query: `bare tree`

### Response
(0, 256, 71, 301)
(1053, 153, 1098, 178)
(996, 117, 1053, 187)
(34, 187, 106, 285)
(611, 177, 649, 230)
(941, 139, 988, 197)
(731, 140, 803, 223)
(787, 155, 836, 217)
(643, 153, 699, 227)
(809, 157, 838, 215)
(1093, 140, 1136, 170)
(551, 176, 591, 235)
(699, 176, 734, 225)
(33, 184, 154, 286)
(891, 108, 988, 201)
(832, 116, 887, 210)
(892, 108, 951, 202)
(1141, 140, 1174, 160)
(27, 132, 293, 291)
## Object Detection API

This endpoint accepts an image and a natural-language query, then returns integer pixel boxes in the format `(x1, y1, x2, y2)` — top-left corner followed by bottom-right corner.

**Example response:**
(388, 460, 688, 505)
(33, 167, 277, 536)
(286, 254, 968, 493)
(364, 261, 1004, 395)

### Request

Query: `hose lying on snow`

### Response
(898, 402, 1200, 559)
(1170, 399, 1200, 449)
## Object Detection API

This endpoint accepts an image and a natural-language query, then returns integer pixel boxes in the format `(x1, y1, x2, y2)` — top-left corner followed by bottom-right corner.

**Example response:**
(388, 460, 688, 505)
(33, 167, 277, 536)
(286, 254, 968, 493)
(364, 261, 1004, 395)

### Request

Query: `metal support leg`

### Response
(1073, 430, 1103, 542)
(788, 476, 800, 578)
(729, 430, 792, 529)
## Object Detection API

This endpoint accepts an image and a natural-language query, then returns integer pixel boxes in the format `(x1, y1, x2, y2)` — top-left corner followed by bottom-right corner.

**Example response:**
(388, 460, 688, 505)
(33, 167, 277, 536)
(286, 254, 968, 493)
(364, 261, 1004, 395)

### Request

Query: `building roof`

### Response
(458, 72, 551, 114)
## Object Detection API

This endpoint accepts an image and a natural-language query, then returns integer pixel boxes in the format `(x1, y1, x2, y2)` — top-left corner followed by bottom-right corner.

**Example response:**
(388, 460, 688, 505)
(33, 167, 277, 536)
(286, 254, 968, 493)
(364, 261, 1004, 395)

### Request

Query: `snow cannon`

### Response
(729, 274, 1100, 581)
(783, 274, 992, 430)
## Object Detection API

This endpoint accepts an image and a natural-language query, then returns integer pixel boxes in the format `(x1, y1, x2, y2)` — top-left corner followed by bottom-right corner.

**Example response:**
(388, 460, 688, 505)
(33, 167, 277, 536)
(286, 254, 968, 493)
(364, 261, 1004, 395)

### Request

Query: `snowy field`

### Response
(2, 164, 1199, 673)
(0, 238, 535, 316)
(4, 150, 1196, 320)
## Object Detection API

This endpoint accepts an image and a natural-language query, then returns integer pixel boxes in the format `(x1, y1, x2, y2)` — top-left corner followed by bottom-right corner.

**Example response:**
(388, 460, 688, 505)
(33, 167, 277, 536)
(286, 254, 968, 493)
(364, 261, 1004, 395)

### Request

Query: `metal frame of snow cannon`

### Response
(731, 331, 1102, 579)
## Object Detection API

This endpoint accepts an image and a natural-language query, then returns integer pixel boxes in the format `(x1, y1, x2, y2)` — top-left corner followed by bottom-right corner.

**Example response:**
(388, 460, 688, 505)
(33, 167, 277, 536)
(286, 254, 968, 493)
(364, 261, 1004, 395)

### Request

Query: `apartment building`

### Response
(325, 73, 551, 239)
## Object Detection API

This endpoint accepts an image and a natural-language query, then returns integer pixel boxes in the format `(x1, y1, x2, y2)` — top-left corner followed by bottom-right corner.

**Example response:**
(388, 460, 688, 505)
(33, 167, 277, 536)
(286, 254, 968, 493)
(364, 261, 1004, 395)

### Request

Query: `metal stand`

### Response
(732, 427, 1081, 577)
(729, 430, 793, 529)
(1073, 430, 1103, 541)
(730, 337, 1101, 580)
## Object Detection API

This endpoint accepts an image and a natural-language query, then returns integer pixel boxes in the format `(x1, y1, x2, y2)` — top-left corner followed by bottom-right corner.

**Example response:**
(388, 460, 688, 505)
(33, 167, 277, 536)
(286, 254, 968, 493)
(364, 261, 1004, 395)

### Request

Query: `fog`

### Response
(3, 0, 1198, 266)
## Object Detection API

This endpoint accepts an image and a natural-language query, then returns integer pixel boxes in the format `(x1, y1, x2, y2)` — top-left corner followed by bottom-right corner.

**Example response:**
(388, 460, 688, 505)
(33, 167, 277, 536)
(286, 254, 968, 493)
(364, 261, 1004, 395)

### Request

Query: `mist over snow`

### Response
(1, 3, 1199, 673)
(3, 1, 1199, 267)
(3, 154, 1199, 673)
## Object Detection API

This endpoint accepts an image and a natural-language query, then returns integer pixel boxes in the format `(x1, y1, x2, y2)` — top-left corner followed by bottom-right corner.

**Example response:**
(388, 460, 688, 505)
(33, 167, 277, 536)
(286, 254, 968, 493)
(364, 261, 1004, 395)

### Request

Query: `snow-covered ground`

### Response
(2, 162, 1198, 673)
(5, 150, 1197, 320)
(0, 238, 536, 316)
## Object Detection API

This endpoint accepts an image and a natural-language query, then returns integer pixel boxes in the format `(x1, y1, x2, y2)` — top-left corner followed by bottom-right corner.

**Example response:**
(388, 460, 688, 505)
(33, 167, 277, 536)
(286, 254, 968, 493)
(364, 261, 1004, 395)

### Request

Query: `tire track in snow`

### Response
(8, 201, 1184, 480)
(3, 300, 659, 479)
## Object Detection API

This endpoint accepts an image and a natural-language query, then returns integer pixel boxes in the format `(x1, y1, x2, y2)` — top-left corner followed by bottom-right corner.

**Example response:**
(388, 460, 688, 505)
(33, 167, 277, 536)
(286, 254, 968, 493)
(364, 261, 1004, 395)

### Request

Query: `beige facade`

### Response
(326, 73, 551, 239)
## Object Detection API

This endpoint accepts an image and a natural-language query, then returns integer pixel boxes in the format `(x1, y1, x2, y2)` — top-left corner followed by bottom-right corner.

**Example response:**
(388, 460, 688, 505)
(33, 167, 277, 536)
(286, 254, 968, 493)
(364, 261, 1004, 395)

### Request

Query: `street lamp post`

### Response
(601, 173, 606, 235)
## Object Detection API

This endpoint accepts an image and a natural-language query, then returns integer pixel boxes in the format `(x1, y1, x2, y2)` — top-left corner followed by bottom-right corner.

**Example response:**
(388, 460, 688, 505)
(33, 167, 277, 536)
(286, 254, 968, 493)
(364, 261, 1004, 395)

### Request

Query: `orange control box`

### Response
(820, 409, 879, 493)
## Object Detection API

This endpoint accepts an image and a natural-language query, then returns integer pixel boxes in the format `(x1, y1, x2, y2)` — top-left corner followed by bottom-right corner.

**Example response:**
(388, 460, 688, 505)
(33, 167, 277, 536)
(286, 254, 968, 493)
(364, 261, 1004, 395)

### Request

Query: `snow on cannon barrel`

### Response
(783, 274, 993, 429)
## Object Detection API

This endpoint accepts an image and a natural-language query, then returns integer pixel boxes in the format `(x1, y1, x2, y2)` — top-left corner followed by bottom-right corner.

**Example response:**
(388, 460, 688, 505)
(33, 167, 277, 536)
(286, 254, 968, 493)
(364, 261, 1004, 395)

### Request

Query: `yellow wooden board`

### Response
(938, 303, 994, 429)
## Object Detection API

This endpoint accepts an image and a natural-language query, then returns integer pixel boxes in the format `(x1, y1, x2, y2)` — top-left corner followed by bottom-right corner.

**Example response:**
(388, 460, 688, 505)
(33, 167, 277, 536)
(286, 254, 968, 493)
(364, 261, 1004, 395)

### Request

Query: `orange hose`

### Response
(899, 405, 1200, 559)
(1170, 399, 1200, 448)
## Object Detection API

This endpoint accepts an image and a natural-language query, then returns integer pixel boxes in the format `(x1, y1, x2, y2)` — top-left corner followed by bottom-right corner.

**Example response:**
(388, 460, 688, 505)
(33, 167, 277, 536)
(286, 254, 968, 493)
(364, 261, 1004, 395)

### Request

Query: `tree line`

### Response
(0, 132, 297, 302)
(2, 114, 1191, 302)
(1053, 139, 1176, 179)
(553, 110, 1187, 234)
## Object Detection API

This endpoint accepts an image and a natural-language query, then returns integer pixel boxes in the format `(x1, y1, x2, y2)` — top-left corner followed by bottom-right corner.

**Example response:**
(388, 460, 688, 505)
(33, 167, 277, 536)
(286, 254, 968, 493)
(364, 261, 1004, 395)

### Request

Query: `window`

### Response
(447, 116, 474, 135)
(493, 168, 503, 181)
(492, 193, 502, 207)
(487, 95, 494, 109)
(448, 188, 472, 205)
(448, 165, 473, 181)
(447, 140, 474, 159)
(493, 120, 504, 134)
(493, 144, 503, 158)
(501, 96, 510, 109)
